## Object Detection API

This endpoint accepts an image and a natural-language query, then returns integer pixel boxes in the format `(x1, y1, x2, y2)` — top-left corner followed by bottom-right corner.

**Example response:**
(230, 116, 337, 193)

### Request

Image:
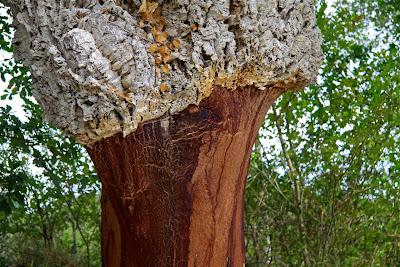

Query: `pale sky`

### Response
(0, 6, 26, 121)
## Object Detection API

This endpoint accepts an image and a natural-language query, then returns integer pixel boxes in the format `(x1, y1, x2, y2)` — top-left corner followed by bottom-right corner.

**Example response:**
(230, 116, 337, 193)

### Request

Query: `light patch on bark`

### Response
(5, 0, 323, 145)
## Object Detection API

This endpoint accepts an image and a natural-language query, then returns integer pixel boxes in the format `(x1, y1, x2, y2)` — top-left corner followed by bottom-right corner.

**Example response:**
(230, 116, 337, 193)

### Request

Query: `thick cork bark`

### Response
(4, 0, 322, 145)
(4, 1, 322, 265)
(87, 86, 284, 266)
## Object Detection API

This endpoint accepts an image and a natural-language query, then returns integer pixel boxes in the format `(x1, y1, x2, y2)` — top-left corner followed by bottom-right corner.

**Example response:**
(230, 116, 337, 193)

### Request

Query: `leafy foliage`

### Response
(245, 0, 400, 265)
(0, 4, 100, 266)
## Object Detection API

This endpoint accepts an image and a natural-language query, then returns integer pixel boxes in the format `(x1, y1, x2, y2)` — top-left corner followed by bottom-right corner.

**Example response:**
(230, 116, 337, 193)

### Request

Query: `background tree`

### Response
(0, 8, 101, 266)
(0, 77, 101, 266)
(245, 0, 400, 266)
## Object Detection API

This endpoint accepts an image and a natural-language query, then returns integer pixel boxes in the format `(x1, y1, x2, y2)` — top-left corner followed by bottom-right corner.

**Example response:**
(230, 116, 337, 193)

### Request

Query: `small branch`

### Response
(272, 105, 310, 266)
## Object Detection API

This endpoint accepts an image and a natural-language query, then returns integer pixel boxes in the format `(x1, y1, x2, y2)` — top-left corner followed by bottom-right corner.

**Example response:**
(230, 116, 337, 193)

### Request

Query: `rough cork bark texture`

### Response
(5, 0, 322, 145)
(87, 86, 285, 266)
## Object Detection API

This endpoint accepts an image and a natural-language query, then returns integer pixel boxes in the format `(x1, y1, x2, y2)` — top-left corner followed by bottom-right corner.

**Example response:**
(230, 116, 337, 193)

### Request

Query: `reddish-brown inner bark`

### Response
(87, 86, 284, 267)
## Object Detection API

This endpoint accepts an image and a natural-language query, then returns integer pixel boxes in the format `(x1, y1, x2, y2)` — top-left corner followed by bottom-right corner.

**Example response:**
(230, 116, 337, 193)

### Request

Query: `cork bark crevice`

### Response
(87, 86, 284, 266)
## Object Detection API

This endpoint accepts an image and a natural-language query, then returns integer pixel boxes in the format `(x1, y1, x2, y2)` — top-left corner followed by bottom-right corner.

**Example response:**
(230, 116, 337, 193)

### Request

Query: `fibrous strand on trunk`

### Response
(5, 0, 322, 145)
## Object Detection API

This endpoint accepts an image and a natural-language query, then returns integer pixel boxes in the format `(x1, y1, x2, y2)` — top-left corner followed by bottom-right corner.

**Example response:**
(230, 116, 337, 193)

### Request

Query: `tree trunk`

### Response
(87, 86, 284, 266)
(5, 0, 323, 265)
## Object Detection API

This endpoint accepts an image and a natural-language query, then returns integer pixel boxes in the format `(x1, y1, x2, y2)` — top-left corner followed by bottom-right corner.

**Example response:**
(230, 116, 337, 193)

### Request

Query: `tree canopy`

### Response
(0, 0, 399, 266)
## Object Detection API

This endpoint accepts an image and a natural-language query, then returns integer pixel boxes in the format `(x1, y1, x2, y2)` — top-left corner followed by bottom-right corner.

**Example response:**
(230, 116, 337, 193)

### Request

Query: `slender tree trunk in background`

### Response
(32, 190, 53, 249)
(87, 87, 284, 266)
(273, 106, 310, 266)
(70, 219, 77, 255)
(65, 196, 92, 266)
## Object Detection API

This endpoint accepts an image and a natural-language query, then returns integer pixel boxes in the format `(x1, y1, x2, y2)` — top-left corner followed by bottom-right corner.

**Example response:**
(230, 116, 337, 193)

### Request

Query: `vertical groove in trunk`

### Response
(87, 86, 284, 266)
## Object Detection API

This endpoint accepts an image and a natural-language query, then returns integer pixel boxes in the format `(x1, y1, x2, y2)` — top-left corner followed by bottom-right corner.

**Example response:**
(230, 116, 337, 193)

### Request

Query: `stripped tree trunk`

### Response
(87, 86, 283, 266)
(5, 0, 322, 265)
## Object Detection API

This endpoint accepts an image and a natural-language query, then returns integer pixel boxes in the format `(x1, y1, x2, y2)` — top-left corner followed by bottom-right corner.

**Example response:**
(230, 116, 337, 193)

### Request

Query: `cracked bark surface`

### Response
(5, 0, 322, 145)
(87, 86, 284, 266)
